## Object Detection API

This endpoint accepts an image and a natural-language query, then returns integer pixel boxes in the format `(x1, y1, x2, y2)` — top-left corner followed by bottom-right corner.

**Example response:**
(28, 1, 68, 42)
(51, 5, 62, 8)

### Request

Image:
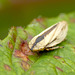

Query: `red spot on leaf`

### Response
(21, 61, 30, 70)
(8, 41, 13, 49)
(62, 61, 65, 63)
(11, 26, 17, 42)
(14, 40, 36, 63)
(4, 64, 11, 71)
(35, 18, 45, 23)
(35, 18, 47, 29)
(13, 34, 16, 42)
(36, 18, 43, 22)
(14, 50, 29, 61)
(56, 66, 63, 72)
(70, 18, 75, 23)
(54, 56, 61, 59)
(20, 40, 34, 55)
(73, 47, 75, 49)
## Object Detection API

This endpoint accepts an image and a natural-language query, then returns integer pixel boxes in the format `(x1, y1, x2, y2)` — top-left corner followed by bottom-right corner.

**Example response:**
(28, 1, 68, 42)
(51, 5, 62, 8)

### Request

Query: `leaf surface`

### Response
(0, 12, 75, 75)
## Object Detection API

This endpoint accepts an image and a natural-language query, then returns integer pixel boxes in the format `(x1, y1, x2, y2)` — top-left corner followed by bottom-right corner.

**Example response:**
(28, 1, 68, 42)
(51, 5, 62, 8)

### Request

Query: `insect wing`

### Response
(29, 23, 59, 51)
(46, 21, 68, 48)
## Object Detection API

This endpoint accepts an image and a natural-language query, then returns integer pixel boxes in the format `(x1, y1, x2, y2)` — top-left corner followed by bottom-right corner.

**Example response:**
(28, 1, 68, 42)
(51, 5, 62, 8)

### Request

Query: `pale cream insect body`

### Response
(29, 21, 68, 51)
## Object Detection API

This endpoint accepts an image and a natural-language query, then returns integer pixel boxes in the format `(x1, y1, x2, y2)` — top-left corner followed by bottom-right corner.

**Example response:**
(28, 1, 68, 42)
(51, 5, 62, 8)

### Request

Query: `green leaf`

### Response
(0, 12, 75, 75)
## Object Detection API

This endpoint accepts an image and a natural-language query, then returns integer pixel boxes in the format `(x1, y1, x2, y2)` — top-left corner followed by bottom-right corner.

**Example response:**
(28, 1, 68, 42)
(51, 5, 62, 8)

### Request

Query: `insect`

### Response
(29, 21, 68, 51)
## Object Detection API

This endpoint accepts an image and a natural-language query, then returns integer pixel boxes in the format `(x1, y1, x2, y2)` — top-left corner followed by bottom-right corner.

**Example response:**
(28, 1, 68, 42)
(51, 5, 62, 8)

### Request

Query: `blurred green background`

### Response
(0, 0, 75, 39)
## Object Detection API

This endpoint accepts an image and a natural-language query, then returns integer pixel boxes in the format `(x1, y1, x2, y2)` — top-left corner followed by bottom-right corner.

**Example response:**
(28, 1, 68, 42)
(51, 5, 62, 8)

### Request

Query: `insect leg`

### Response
(45, 46, 64, 51)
